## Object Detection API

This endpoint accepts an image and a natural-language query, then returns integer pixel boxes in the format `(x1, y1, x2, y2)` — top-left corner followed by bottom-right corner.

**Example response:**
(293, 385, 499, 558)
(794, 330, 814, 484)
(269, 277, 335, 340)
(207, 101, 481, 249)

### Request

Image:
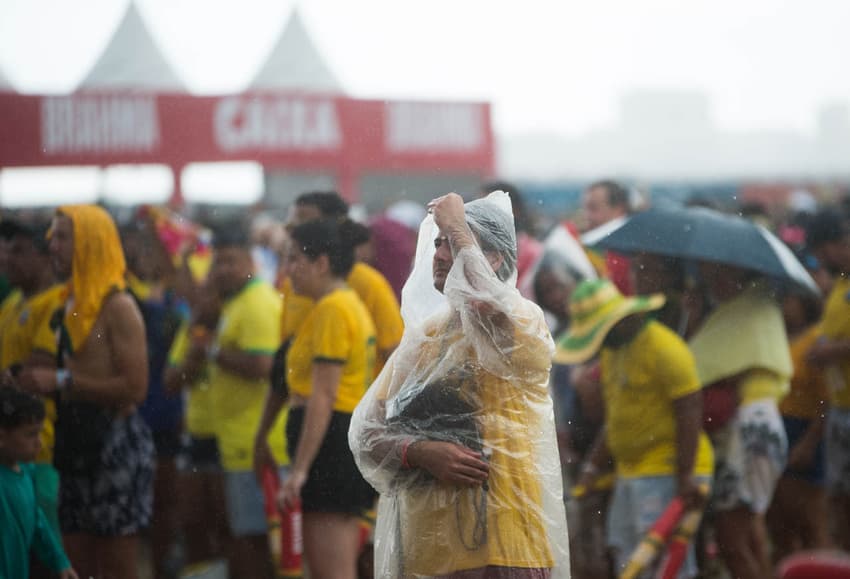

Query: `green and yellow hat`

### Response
(554, 278, 665, 365)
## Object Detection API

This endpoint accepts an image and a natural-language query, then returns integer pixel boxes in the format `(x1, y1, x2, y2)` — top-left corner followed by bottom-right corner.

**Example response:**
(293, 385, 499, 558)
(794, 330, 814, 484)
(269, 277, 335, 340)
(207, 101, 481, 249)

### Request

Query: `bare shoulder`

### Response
(101, 291, 144, 328)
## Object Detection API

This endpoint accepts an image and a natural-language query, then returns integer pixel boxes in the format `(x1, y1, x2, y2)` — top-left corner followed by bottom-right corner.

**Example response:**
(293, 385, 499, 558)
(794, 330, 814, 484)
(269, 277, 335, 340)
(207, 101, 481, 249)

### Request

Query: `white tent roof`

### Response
(79, 2, 184, 91)
(0, 67, 14, 92)
(250, 8, 342, 93)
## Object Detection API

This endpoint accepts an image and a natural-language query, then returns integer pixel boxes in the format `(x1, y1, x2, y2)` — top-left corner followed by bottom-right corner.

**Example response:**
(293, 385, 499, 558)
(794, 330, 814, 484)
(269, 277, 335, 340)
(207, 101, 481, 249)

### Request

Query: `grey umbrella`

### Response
(581, 205, 819, 295)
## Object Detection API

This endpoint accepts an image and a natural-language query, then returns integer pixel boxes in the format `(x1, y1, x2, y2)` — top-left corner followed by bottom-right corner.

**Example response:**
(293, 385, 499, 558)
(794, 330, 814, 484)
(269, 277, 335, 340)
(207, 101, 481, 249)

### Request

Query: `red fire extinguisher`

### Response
(261, 466, 303, 578)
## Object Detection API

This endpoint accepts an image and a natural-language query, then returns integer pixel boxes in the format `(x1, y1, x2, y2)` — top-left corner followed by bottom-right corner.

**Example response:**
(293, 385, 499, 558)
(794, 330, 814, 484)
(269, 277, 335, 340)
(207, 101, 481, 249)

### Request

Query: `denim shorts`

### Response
(224, 467, 289, 538)
(607, 475, 710, 579)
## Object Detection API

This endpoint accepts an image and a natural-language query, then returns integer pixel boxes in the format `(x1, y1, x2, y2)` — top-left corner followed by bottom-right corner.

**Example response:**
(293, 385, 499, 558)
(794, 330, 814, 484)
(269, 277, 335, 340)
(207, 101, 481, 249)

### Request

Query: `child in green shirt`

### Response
(0, 386, 77, 579)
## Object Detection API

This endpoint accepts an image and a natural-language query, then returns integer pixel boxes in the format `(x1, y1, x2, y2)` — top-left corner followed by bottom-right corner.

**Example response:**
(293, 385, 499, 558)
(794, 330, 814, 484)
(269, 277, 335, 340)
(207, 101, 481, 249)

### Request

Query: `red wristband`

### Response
(401, 439, 413, 469)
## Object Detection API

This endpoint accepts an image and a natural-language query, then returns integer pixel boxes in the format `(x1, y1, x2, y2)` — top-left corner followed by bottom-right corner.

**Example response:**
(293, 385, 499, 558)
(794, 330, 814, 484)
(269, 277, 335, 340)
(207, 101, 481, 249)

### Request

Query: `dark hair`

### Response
(295, 191, 349, 219)
(290, 219, 355, 278)
(588, 180, 630, 211)
(212, 221, 251, 250)
(806, 209, 848, 250)
(0, 387, 45, 430)
(0, 220, 50, 253)
(338, 219, 371, 248)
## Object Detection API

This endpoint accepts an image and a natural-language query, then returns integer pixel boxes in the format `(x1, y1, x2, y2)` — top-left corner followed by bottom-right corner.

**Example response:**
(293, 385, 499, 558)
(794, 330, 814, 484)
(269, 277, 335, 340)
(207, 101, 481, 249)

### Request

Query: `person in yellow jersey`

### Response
(193, 224, 287, 579)
(257, 192, 403, 567)
(164, 281, 230, 568)
(350, 192, 569, 578)
(689, 263, 791, 579)
(275, 219, 377, 579)
(0, 220, 65, 546)
(805, 209, 850, 551)
(558, 278, 713, 579)
(280, 191, 402, 371)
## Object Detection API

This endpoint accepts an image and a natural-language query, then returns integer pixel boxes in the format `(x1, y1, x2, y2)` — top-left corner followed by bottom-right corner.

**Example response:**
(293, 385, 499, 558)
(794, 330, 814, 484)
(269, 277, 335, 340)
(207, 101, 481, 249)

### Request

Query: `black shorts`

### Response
(59, 413, 155, 536)
(286, 407, 376, 514)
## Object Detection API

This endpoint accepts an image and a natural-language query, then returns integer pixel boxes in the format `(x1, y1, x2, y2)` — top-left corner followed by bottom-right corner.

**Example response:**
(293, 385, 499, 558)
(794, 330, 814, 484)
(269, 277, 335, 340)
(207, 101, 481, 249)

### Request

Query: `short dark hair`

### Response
(290, 219, 355, 278)
(338, 219, 371, 248)
(295, 191, 349, 219)
(212, 221, 252, 250)
(0, 387, 45, 430)
(588, 180, 630, 211)
(806, 209, 848, 250)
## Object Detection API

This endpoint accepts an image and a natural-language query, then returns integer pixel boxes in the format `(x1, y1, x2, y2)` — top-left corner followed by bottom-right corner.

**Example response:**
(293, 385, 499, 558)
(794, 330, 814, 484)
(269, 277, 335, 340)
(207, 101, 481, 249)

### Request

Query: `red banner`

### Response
(0, 92, 494, 176)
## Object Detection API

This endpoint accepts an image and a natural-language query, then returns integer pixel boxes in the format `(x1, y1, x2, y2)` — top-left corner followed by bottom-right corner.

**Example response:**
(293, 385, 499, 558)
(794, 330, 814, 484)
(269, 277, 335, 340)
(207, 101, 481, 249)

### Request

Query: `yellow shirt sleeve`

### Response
(654, 329, 702, 400)
(348, 263, 403, 351)
(311, 299, 351, 363)
(231, 286, 281, 355)
(366, 274, 403, 352)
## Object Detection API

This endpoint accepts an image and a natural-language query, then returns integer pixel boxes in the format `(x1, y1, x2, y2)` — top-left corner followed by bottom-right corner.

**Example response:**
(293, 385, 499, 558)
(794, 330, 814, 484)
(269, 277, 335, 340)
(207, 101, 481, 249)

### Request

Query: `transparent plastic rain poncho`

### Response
(350, 192, 570, 578)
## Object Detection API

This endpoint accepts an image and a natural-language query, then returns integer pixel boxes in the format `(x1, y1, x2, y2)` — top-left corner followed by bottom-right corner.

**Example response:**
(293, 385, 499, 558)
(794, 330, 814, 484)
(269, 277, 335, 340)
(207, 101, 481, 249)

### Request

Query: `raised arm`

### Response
(429, 193, 553, 377)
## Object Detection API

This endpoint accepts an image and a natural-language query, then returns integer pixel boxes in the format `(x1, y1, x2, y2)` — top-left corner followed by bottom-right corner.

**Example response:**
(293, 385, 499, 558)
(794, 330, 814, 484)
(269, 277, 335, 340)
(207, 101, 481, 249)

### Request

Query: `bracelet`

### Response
(55, 368, 72, 393)
(401, 439, 414, 469)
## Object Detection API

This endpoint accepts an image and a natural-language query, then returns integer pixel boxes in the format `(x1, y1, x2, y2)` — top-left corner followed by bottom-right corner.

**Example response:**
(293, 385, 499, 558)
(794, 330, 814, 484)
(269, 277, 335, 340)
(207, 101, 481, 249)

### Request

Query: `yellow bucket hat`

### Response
(554, 278, 665, 365)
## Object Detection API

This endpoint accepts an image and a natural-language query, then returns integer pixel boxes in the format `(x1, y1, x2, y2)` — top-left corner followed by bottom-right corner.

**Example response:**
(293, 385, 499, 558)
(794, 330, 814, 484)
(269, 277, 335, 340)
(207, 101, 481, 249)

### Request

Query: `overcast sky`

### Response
(2, 0, 850, 138)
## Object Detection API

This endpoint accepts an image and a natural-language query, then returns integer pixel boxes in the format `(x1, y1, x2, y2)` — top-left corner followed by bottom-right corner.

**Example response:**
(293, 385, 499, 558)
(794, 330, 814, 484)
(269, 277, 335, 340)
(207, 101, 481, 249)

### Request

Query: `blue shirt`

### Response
(136, 290, 185, 432)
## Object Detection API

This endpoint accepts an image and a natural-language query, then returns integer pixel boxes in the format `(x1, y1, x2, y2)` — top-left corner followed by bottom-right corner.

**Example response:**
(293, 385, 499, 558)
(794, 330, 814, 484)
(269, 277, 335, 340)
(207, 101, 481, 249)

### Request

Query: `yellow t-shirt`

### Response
(601, 321, 714, 479)
(209, 280, 288, 471)
(287, 288, 376, 414)
(820, 275, 850, 409)
(0, 291, 25, 368)
(372, 311, 556, 574)
(0, 285, 65, 463)
(168, 322, 216, 438)
(780, 325, 829, 419)
(280, 262, 402, 376)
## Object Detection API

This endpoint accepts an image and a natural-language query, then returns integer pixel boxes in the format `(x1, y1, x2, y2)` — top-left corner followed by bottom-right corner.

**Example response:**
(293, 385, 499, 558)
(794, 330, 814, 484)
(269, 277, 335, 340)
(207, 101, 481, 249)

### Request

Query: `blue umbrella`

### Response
(582, 206, 819, 295)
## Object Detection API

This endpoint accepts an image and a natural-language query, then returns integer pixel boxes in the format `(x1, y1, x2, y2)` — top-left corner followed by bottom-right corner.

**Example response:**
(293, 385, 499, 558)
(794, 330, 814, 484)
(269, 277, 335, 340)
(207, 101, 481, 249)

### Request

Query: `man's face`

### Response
(582, 186, 623, 231)
(603, 314, 644, 348)
(48, 215, 74, 279)
(432, 232, 453, 293)
(211, 246, 254, 297)
(0, 421, 43, 464)
(431, 228, 506, 293)
(6, 235, 48, 289)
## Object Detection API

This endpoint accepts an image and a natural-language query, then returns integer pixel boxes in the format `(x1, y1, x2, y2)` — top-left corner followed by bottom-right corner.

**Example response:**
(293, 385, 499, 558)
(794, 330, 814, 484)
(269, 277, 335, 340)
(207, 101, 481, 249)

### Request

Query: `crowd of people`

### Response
(1, 178, 850, 579)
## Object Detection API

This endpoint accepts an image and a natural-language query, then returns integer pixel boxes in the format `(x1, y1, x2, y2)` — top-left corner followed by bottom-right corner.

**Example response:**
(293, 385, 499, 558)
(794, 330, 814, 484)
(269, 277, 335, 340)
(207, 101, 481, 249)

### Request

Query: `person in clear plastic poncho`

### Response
(349, 192, 570, 578)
